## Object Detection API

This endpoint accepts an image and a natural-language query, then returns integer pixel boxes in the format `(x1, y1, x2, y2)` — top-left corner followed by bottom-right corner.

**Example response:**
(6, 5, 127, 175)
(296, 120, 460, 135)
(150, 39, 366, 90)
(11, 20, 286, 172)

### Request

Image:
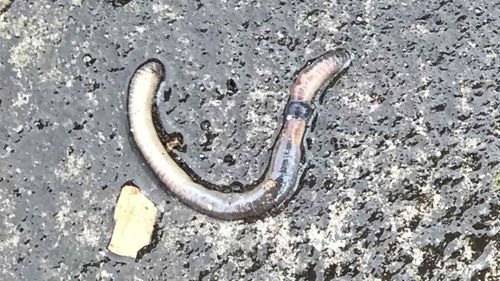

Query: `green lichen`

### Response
(492, 170, 500, 192)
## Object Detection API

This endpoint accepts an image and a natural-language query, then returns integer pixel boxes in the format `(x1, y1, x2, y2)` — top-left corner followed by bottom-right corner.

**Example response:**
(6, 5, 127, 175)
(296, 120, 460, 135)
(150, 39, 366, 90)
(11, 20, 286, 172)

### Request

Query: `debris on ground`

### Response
(108, 185, 157, 258)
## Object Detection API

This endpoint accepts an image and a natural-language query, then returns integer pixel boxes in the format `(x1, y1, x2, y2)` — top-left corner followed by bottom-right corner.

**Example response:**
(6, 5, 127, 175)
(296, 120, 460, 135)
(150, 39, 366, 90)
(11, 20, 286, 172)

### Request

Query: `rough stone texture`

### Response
(1, 0, 499, 280)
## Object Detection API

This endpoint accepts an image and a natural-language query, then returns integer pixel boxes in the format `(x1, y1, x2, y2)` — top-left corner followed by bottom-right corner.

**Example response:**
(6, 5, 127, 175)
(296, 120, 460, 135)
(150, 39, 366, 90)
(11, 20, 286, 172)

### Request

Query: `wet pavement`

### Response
(1, 0, 500, 280)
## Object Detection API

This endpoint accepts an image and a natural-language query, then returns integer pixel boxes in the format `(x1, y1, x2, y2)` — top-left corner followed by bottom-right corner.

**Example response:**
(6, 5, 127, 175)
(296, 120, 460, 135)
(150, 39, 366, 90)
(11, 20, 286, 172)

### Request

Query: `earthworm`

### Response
(128, 49, 351, 220)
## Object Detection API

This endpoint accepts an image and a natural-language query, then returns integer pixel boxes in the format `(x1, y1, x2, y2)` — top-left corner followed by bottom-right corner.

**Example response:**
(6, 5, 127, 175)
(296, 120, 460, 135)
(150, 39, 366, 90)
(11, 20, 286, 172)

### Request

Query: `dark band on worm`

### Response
(284, 101, 313, 120)
(127, 49, 351, 220)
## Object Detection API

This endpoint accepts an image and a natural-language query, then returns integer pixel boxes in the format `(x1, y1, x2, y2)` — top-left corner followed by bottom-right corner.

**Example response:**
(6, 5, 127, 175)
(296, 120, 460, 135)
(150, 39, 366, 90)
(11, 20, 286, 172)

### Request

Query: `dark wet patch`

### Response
(0, 0, 13, 15)
(107, 0, 133, 8)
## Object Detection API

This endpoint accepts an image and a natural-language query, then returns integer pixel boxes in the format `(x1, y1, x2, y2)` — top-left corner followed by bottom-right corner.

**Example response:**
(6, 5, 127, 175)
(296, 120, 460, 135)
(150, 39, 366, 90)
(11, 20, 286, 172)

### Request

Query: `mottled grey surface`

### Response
(1, 0, 500, 280)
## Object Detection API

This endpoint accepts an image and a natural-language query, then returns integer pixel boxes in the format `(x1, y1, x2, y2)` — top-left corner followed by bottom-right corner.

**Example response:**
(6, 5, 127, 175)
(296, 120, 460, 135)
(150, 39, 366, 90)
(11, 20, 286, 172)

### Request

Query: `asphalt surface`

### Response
(1, 0, 499, 280)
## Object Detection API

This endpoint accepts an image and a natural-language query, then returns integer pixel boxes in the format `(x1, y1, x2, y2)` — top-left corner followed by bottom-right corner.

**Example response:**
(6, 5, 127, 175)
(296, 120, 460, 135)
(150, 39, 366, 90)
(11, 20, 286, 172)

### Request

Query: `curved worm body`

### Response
(128, 50, 351, 220)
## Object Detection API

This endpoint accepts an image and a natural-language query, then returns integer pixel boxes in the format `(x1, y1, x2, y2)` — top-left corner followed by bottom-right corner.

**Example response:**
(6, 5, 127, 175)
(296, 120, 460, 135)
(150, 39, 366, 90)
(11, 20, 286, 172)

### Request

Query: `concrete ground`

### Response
(1, 0, 499, 280)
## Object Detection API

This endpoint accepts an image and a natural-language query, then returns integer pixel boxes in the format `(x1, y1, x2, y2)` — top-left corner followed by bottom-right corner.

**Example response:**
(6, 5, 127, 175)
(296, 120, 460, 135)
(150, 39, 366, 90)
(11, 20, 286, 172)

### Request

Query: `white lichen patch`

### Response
(297, 3, 350, 34)
(308, 204, 351, 255)
(457, 81, 474, 113)
(364, 0, 374, 24)
(76, 213, 102, 248)
(96, 270, 114, 280)
(0, 5, 65, 81)
(0, 194, 18, 252)
(54, 153, 86, 182)
(161, 212, 340, 280)
(54, 190, 104, 249)
(151, 3, 180, 20)
(124, 1, 182, 22)
(11, 91, 31, 107)
(70, 0, 82, 6)
(55, 192, 72, 233)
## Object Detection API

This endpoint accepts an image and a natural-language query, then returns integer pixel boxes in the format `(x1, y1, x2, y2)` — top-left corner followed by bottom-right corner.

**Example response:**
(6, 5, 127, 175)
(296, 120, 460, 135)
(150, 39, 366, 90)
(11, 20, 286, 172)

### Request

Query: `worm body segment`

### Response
(128, 50, 350, 220)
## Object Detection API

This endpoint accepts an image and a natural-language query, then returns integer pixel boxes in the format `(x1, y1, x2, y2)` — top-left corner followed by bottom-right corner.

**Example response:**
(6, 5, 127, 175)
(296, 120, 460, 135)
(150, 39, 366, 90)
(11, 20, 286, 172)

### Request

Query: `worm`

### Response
(128, 49, 351, 220)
